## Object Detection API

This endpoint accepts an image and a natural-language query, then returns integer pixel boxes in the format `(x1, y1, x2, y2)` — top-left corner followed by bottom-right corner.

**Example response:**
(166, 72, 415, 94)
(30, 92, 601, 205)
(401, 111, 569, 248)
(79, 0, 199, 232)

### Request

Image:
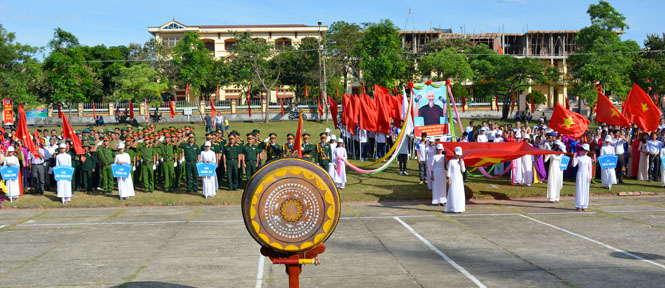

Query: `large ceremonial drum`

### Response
(242, 158, 341, 254)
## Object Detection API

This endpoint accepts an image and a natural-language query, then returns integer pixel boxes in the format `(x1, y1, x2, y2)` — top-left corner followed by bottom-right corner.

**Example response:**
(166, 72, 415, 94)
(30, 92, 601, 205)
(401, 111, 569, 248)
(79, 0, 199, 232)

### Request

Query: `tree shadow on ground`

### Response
(610, 251, 665, 260)
(110, 282, 195, 288)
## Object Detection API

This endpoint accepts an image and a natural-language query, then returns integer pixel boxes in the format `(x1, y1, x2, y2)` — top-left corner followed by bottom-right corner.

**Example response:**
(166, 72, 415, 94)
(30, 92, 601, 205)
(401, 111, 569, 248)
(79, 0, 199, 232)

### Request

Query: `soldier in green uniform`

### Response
(264, 133, 282, 163)
(161, 133, 177, 192)
(282, 133, 297, 157)
(80, 142, 97, 193)
(179, 132, 200, 192)
(97, 137, 115, 194)
(242, 133, 262, 182)
(139, 136, 157, 192)
(124, 136, 139, 182)
(316, 132, 333, 171)
(301, 133, 317, 162)
(223, 134, 243, 190)
(214, 130, 225, 187)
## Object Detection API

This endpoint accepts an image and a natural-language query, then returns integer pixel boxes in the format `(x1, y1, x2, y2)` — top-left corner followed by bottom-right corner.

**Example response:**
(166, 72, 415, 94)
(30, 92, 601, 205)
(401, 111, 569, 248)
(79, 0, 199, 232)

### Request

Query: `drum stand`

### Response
(260, 244, 326, 288)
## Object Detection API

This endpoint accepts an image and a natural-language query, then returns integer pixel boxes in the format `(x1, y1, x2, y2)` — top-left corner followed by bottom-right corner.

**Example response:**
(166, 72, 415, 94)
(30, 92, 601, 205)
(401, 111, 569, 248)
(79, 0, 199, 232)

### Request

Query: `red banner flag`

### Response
(57, 104, 62, 119)
(362, 83, 366, 95)
(359, 93, 378, 132)
(169, 100, 176, 118)
(304, 84, 309, 98)
(623, 83, 662, 132)
(61, 112, 84, 155)
(441, 142, 563, 167)
(550, 103, 590, 138)
(565, 98, 570, 110)
(294, 111, 303, 157)
(145, 99, 149, 122)
(342, 93, 349, 128)
(129, 101, 134, 119)
(347, 95, 358, 135)
(3, 99, 13, 125)
(596, 90, 630, 127)
(461, 94, 466, 113)
(216, 83, 219, 98)
(17, 104, 39, 157)
(373, 85, 392, 134)
(247, 85, 252, 117)
(92, 100, 97, 119)
(277, 86, 284, 116)
(185, 82, 189, 98)
(209, 97, 216, 116)
(317, 94, 323, 117)
(530, 94, 535, 113)
(494, 95, 498, 111)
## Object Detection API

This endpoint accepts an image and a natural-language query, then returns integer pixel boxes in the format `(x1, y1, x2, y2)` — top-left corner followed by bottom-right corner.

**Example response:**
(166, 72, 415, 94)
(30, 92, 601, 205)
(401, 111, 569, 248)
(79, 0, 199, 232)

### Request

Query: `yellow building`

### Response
(148, 20, 327, 102)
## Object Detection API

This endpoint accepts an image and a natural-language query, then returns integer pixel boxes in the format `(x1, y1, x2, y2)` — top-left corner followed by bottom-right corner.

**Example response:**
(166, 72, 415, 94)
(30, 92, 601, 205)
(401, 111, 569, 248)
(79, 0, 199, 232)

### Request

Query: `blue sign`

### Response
(111, 163, 132, 178)
(661, 156, 665, 168)
(53, 166, 75, 181)
(559, 155, 570, 170)
(196, 162, 216, 177)
(598, 154, 618, 169)
(0, 165, 19, 180)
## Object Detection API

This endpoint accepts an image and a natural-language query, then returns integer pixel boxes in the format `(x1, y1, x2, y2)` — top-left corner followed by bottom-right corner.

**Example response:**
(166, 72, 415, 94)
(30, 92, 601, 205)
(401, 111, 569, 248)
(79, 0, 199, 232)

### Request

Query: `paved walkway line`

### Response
(394, 216, 487, 288)
(518, 214, 665, 270)
(255, 253, 265, 288)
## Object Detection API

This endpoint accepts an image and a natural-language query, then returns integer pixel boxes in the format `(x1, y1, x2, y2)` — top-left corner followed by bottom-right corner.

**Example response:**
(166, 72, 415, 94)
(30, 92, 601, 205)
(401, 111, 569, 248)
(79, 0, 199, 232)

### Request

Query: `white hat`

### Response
(117, 143, 125, 149)
(428, 137, 435, 142)
(604, 135, 612, 142)
(337, 138, 343, 143)
(330, 134, 336, 140)
(454, 147, 463, 156)
(58, 143, 66, 149)
(204, 141, 211, 147)
(496, 130, 503, 135)
(515, 132, 522, 138)
(582, 143, 590, 151)
(524, 133, 530, 139)
(7, 146, 14, 152)
(325, 128, 331, 133)
(436, 143, 443, 150)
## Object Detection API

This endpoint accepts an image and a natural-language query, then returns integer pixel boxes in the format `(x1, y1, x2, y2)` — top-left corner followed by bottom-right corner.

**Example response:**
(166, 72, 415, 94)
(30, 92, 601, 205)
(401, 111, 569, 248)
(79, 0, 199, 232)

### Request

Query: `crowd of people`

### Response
(1, 125, 348, 203)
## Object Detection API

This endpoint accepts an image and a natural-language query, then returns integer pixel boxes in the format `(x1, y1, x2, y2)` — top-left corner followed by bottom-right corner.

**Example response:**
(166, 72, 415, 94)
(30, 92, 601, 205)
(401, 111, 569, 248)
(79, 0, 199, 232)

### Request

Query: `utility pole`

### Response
(318, 21, 329, 122)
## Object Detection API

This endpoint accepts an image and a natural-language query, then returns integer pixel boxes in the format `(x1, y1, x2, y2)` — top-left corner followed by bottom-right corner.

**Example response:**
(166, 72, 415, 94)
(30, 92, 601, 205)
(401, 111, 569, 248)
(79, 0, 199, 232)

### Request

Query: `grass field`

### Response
(0, 118, 648, 209)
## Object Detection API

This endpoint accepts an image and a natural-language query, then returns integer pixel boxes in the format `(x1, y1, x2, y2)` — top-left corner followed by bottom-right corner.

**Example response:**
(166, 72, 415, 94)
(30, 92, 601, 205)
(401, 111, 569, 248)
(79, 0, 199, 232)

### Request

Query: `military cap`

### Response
(253, 129, 260, 134)
(287, 133, 294, 139)
(269, 133, 277, 138)
(320, 132, 327, 137)
(303, 133, 310, 137)
(188, 132, 195, 137)
(82, 128, 90, 133)
(103, 136, 110, 140)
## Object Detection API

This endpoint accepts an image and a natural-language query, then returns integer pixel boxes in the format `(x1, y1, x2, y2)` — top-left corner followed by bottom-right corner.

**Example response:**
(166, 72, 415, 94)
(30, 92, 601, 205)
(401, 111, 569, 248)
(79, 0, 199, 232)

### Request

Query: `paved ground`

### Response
(1, 196, 665, 288)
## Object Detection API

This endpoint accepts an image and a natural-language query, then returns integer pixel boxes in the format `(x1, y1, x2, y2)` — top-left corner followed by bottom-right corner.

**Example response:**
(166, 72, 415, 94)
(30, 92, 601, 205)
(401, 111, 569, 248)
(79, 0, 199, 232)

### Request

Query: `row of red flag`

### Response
(341, 84, 405, 135)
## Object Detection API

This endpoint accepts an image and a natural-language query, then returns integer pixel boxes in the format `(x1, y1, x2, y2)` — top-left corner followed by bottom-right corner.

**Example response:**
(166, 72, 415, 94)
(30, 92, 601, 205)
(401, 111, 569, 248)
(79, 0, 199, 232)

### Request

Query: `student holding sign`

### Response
(573, 144, 594, 212)
(600, 135, 617, 190)
(55, 143, 72, 203)
(4, 147, 20, 202)
(114, 143, 134, 200)
(545, 141, 566, 203)
(200, 141, 217, 199)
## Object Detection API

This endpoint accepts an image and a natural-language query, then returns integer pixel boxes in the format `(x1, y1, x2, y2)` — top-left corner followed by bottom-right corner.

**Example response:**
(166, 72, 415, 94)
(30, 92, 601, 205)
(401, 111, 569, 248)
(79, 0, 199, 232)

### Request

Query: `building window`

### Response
(225, 39, 236, 52)
(275, 38, 292, 51)
(163, 22, 184, 30)
(164, 36, 181, 48)
(204, 41, 215, 53)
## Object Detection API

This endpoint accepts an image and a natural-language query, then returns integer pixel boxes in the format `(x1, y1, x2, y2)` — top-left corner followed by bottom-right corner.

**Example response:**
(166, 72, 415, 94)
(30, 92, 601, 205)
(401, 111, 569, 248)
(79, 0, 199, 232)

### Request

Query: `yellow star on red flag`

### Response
(561, 116, 575, 129)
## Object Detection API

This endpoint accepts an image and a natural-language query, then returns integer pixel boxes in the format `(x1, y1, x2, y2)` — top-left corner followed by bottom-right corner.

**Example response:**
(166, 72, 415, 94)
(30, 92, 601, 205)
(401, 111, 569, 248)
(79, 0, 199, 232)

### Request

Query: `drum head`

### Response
(241, 158, 340, 253)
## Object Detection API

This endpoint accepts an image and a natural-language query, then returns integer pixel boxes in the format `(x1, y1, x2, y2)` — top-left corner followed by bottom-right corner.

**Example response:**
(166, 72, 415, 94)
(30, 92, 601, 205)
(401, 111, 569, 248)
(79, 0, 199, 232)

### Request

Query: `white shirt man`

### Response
(477, 130, 488, 143)
(358, 129, 368, 143)
(376, 132, 386, 144)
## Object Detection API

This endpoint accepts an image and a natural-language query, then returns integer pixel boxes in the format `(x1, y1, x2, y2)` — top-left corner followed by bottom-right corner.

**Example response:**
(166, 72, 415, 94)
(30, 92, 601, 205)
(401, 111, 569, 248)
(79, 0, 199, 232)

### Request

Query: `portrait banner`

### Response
(412, 82, 448, 136)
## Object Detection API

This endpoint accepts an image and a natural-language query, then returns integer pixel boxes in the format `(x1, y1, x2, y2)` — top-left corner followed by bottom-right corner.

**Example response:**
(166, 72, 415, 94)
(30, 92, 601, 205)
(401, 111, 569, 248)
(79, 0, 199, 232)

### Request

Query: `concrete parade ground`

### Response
(1, 196, 665, 287)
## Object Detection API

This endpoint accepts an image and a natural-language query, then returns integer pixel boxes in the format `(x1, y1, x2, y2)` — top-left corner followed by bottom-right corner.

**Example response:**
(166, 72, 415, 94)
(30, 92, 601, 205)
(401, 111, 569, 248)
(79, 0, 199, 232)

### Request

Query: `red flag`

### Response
(329, 89, 339, 129)
(317, 94, 323, 117)
(373, 85, 392, 134)
(185, 82, 189, 98)
(92, 100, 97, 118)
(623, 83, 662, 132)
(169, 100, 175, 118)
(347, 95, 358, 135)
(57, 104, 62, 118)
(294, 111, 303, 157)
(247, 85, 252, 117)
(565, 98, 570, 110)
(342, 93, 349, 128)
(596, 90, 630, 127)
(391, 94, 402, 121)
(16, 104, 39, 157)
(129, 101, 134, 118)
(530, 94, 535, 113)
(362, 83, 366, 95)
(441, 142, 562, 167)
(497, 45, 504, 55)
(494, 95, 498, 111)
(461, 94, 466, 113)
(277, 86, 284, 116)
(305, 84, 309, 98)
(359, 93, 378, 132)
(216, 83, 219, 98)
(145, 99, 149, 122)
(209, 97, 216, 116)
(61, 113, 84, 155)
(550, 103, 590, 138)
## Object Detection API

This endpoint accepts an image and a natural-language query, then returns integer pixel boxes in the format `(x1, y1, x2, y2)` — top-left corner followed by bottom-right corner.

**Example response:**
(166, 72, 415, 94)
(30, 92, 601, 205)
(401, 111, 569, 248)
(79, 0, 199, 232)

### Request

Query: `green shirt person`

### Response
(96, 137, 115, 193)
(223, 135, 243, 191)
(264, 133, 281, 163)
(139, 137, 158, 192)
(80, 143, 97, 193)
(179, 133, 201, 192)
(301, 133, 317, 162)
(160, 134, 178, 192)
(282, 133, 297, 157)
(242, 133, 262, 181)
(316, 132, 333, 169)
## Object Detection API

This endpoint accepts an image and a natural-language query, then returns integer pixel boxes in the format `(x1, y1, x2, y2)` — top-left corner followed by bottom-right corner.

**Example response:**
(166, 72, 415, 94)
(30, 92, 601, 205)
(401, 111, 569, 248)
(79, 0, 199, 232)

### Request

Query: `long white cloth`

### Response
(600, 145, 617, 189)
(430, 154, 447, 205)
(200, 150, 217, 198)
(56, 153, 72, 199)
(638, 142, 649, 181)
(4, 156, 19, 198)
(661, 149, 665, 187)
(426, 146, 436, 190)
(545, 154, 563, 202)
(573, 155, 593, 209)
(445, 158, 466, 212)
(333, 147, 347, 188)
(115, 153, 135, 198)
(493, 137, 504, 175)
(512, 158, 523, 184)
(521, 155, 533, 185)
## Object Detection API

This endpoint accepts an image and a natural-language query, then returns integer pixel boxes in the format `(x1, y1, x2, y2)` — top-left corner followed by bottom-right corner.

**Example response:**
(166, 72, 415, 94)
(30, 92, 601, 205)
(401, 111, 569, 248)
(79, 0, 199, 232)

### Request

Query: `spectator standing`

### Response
(203, 113, 213, 133)
(573, 144, 593, 212)
(29, 141, 47, 194)
(55, 143, 72, 203)
(445, 147, 466, 213)
(415, 133, 428, 184)
(214, 112, 225, 135)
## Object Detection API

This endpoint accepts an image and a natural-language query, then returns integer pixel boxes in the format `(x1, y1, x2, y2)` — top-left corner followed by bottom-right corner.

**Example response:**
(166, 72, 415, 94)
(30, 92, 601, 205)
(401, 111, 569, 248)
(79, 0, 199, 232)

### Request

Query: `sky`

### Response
(1, 0, 663, 55)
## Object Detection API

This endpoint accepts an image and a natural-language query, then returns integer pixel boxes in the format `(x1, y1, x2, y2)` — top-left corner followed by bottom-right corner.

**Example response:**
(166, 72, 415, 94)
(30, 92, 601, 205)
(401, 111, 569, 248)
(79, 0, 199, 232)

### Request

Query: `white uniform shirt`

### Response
(613, 138, 626, 155)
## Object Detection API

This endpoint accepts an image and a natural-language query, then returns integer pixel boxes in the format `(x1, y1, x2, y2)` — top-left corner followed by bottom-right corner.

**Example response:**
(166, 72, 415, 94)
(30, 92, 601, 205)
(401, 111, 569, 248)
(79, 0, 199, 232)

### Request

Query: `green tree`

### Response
(274, 37, 319, 103)
(0, 24, 42, 106)
(468, 44, 558, 120)
(418, 48, 473, 82)
(423, 38, 475, 53)
(112, 64, 169, 107)
(569, 0, 639, 110)
(356, 20, 407, 90)
(527, 90, 546, 105)
(631, 33, 665, 101)
(325, 21, 362, 93)
(128, 39, 179, 92)
(172, 32, 216, 101)
(80, 44, 130, 101)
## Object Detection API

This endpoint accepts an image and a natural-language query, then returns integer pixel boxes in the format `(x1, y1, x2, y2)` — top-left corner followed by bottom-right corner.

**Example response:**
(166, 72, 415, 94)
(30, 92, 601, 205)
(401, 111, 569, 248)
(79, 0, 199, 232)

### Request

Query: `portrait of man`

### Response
(417, 90, 444, 126)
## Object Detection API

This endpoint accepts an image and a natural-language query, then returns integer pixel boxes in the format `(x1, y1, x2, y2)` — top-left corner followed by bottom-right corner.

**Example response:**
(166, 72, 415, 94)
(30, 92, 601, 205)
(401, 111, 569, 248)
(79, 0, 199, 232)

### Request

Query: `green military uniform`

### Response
(175, 144, 185, 189)
(97, 145, 115, 193)
(301, 134, 316, 162)
(161, 141, 177, 192)
(214, 137, 225, 186)
(125, 142, 138, 182)
(224, 140, 243, 190)
(242, 135, 261, 182)
(68, 147, 81, 192)
(316, 134, 333, 170)
(139, 145, 156, 192)
(80, 146, 97, 193)
(179, 137, 201, 192)
(264, 133, 281, 164)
